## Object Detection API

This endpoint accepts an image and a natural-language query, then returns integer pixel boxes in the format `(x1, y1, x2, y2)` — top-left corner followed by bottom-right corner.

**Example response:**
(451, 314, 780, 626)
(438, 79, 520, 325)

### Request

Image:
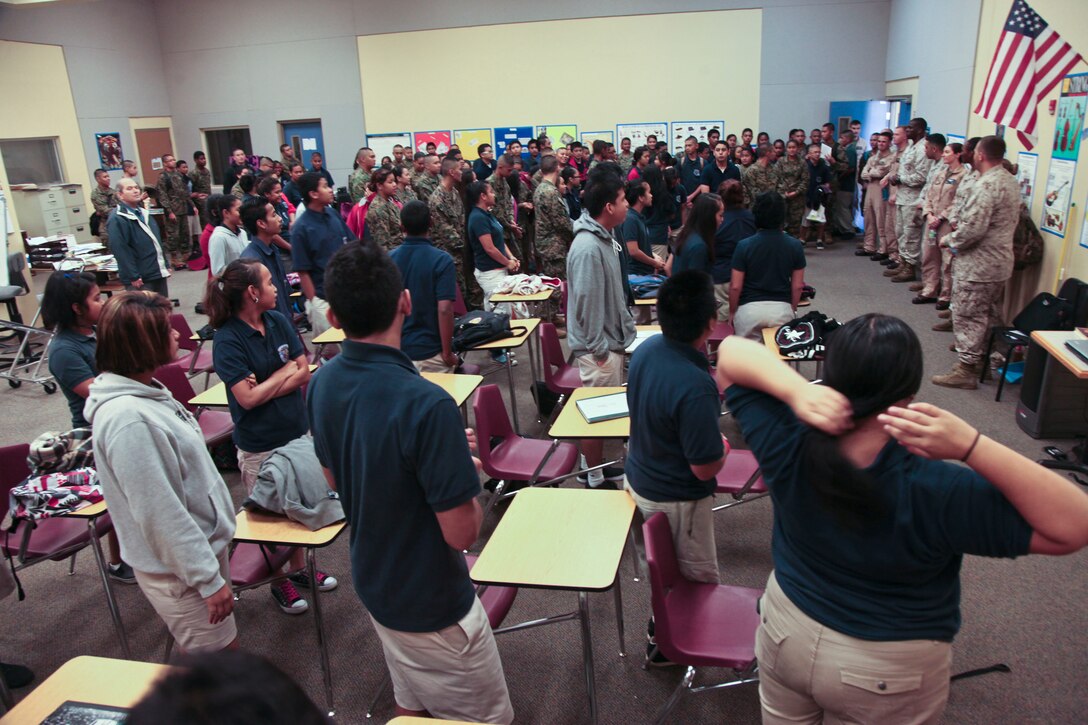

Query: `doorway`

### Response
(203, 127, 252, 189)
(281, 121, 324, 171)
(133, 127, 173, 187)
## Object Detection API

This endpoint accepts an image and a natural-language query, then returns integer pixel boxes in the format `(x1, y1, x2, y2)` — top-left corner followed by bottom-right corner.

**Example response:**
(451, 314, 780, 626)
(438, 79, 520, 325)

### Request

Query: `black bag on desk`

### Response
(1015, 292, 1073, 333)
(451, 310, 524, 352)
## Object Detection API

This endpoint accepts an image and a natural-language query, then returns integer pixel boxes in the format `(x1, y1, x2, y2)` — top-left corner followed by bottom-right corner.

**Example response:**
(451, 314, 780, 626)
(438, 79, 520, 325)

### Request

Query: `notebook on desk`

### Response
(576, 392, 629, 423)
(1064, 338, 1088, 365)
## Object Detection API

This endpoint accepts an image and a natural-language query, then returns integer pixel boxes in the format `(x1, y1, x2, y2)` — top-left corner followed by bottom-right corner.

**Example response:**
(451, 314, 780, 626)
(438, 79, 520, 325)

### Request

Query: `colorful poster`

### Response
(366, 133, 412, 165)
(1016, 151, 1038, 209)
(413, 130, 451, 155)
(536, 125, 578, 148)
(493, 126, 534, 157)
(1053, 73, 1087, 162)
(95, 132, 123, 170)
(453, 129, 493, 160)
(616, 123, 668, 150)
(1041, 158, 1076, 237)
(580, 130, 615, 148)
(1080, 204, 1088, 250)
(669, 121, 724, 154)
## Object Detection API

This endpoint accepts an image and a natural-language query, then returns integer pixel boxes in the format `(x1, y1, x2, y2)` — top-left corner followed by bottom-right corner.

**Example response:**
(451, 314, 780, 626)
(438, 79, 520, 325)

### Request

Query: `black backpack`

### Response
(451, 310, 525, 353)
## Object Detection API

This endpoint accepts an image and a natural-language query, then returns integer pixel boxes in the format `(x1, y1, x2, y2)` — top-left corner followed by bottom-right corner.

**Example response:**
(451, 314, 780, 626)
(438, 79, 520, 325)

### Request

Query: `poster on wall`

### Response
(493, 127, 534, 157)
(947, 134, 966, 146)
(536, 125, 578, 148)
(580, 130, 615, 148)
(366, 133, 413, 164)
(1016, 152, 1038, 209)
(453, 129, 493, 160)
(616, 122, 668, 150)
(1053, 73, 1088, 162)
(1080, 205, 1088, 250)
(1041, 158, 1076, 237)
(669, 121, 724, 154)
(413, 130, 451, 155)
(95, 133, 123, 170)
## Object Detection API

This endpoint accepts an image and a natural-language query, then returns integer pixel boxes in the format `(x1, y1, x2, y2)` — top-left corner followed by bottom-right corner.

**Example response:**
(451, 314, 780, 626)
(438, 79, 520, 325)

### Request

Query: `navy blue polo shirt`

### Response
(672, 232, 712, 276)
(669, 182, 687, 230)
(467, 207, 507, 272)
(712, 209, 757, 284)
(731, 230, 806, 305)
(283, 181, 303, 208)
(704, 162, 741, 196)
(307, 341, 479, 632)
(241, 238, 294, 324)
(726, 384, 1032, 641)
(48, 328, 97, 428)
(212, 311, 307, 453)
(390, 236, 457, 360)
(621, 209, 654, 276)
(472, 158, 496, 181)
(678, 155, 706, 195)
(290, 205, 356, 299)
(626, 335, 723, 502)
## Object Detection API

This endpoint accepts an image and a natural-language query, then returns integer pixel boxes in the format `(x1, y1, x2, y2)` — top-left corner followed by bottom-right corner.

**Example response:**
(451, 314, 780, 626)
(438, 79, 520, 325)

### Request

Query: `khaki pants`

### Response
(625, 479, 719, 584)
(733, 301, 794, 341)
(370, 597, 514, 724)
(758, 572, 951, 725)
(413, 353, 455, 374)
(880, 200, 899, 258)
(952, 278, 1005, 366)
(919, 224, 943, 298)
(307, 297, 332, 337)
(895, 204, 924, 268)
(714, 282, 730, 322)
(861, 182, 884, 252)
(134, 549, 237, 654)
(576, 351, 624, 387)
(938, 249, 954, 304)
(474, 267, 510, 315)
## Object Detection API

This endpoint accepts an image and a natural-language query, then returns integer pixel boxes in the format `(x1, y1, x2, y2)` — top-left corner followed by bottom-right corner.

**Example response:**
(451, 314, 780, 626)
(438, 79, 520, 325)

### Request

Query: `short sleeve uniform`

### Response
(621, 209, 654, 275)
(391, 237, 457, 360)
(467, 207, 507, 272)
(290, 206, 356, 299)
(48, 329, 97, 428)
(671, 232, 712, 276)
(731, 230, 806, 305)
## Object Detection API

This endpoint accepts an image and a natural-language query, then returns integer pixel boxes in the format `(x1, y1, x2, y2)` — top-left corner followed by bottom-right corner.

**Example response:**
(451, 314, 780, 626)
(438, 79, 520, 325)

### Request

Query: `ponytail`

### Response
(202, 258, 264, 329)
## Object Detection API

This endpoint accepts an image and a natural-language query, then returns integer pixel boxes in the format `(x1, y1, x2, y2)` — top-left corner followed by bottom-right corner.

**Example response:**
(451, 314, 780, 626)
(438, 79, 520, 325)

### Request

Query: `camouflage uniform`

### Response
(366, 196, 402, 250)
(413, 172, 439, 205)
(617, 151, 634, 175)
(893, 139, 934, 269)
(512, 175, 535, 264)
(946, 165, 1019, 368)
(230, 180, 245, 199)
(532, 180, 572, 279)
(429, 184, 471, 305)
(156, 170, 191, 265)
(743, 162, 779, 208)
(777, 157, 808, 237)
(859, 150, 894, 252)
(188, 166, 213, 228)
(89, 184, 118, 248)
(396, 187, 416, 207)
(348, 168, 371, 204)
(488, 174, 518, 251)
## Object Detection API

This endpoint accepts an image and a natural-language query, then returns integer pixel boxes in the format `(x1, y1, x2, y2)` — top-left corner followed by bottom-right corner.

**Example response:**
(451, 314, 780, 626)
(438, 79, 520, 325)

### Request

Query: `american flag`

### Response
(974, 0, 1083, 149)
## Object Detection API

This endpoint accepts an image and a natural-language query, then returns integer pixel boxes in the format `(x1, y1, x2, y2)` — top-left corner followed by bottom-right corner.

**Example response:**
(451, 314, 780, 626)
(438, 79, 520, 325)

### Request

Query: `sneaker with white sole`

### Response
(108, 561, 137, 585)
(271, 579, 309, 615)
(289, 570, 339, 592)
(576, 465, 625, 485)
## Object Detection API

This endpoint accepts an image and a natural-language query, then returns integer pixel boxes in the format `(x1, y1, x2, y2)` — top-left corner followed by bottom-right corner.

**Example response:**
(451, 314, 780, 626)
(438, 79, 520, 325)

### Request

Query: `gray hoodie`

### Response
(566, 213, 636, 360)
(85, 372, 235, 598)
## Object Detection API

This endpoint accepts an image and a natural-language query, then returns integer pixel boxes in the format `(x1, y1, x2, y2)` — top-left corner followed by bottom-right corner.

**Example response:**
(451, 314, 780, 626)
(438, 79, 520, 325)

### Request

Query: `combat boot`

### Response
(932, 319, 953, 332)
(891, 263, 916, 283)
(931, 362, 981, 389)
(882, 262, 901, 277)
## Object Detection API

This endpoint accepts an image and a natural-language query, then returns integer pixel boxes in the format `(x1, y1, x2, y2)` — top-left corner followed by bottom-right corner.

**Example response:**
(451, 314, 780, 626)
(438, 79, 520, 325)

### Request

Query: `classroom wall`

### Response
(967, 0, 1088, 309)
(0, 0, 172, 183)
(885, 0, 983, 137)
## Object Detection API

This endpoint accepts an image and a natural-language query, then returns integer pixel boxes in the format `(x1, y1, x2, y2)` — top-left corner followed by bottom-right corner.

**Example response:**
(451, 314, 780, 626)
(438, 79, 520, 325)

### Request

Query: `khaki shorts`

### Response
(306, 297, 332, 337)
(413, 352, 456, 374)
(237, 448, 275, 495)
(576, 351, 625, 387)
(134, 549, 236, 654)
(370, 597, 514, 724)
(625, 478, 720, 584)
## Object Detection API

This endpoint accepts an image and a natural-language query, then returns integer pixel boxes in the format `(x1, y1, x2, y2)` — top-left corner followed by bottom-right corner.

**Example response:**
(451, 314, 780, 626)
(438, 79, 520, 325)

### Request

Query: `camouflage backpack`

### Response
(1013, 204, 1044, 270)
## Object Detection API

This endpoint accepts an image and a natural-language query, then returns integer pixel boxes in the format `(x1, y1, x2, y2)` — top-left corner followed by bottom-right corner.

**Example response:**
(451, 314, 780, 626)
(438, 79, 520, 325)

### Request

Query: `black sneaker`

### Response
(576, 465, 625, 485)
(108, 561, 137, 585)
(271, 579, 309, 615)
(645, 641, 680, 668)
(289, 569, 339, 592)
(815, 241, 825, 250)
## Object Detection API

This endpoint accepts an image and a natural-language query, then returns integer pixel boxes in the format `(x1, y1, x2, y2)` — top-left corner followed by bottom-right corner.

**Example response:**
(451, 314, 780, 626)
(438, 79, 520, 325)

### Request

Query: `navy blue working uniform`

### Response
(672, 232, 712, 276)
(290, 206, 355, 299)
(390, 237, 457, 360)
(241, 238, 294, 323)
(49, 329, 97, 428)
(731, 230, 806, 305)
(621, 209, 655, 276)
(467, 207, 507, 272)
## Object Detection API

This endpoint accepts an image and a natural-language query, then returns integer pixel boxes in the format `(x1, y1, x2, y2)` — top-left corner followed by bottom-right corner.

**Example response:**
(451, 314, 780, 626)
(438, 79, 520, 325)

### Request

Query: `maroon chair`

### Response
(154, 364, 234, 447)
(643, 512, 761, 722)
(540, 322, 582, 396)
(713, 449, 768, 512)
(169, 313, 215, 387)
(706, 320, 735, 361)
(0, 443, 130, 656)
(472, 384, 579, 520)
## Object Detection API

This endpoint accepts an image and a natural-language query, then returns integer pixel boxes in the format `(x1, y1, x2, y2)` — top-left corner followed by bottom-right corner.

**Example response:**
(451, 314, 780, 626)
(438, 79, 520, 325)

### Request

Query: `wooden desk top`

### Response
(0, 656, 170, 724)
(471, 318, 540, 351)
(549, 386, 629, 440)
(634, 297, 657, 306)
(762, 326, 789, 360)
(311, 326, 346, 345)
(470, 487, 635, 591)
(489, 289, 556, 303)
(66, 500, 107, 518)
(1031, 330, 1088, 379)
(635, 325, 661, 333)
(186, 365, 318, 406)
(233, 509, 346, 547)
(422, 372, 484, 407)
(389, 718, 486, 725)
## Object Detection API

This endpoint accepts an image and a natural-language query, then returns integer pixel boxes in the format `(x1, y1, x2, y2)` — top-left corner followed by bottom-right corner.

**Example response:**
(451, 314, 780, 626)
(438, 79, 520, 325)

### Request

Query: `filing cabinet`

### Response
(9, 183, 91, 243)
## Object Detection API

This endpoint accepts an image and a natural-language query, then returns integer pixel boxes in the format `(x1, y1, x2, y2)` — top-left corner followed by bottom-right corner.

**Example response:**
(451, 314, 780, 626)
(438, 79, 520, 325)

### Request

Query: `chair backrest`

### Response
(170, 313, 198, 353)
(643, 512, 682, 648)
(540, 322, 566, 386)
(1057, 277, 1088, 327)
(6, 252, 29, 293)
(154, 364, 199, 413)
(0, 443, 31, 520)
(471, 385, 515, 473)
(454, 284, 468, 317)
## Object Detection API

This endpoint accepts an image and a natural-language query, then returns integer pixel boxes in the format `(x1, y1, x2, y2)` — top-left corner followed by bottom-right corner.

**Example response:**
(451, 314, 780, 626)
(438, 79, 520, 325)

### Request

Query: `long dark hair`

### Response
(642, 165, 673, 218)
(42, 271, 97, 330)
(675, 193, 722, 263)
(203, 258, 264, 329)
(802, 313, 922, 529)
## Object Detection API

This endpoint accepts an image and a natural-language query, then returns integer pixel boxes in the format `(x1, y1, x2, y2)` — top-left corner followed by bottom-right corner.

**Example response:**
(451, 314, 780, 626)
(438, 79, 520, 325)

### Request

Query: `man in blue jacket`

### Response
(107, 177, 171, 297)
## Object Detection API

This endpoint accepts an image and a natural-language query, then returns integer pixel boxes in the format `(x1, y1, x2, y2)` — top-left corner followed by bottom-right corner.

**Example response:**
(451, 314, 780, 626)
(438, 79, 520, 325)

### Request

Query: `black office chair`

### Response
(981, 278, 1088, 401)
(0, 253, 30, 343)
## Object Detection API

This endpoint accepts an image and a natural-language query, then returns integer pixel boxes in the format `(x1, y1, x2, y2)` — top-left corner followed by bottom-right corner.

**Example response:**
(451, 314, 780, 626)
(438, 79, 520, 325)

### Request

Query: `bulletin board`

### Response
(537, 125, 578, 148)
(669, 121, 724, 154)
(366, 133, 412, 164)
(581, 130, 615, 148)
(616, 123, 669, 149)
(413, 130, 452, 155)
(494, 126, 534, 157)
(453, 129, 493, 161)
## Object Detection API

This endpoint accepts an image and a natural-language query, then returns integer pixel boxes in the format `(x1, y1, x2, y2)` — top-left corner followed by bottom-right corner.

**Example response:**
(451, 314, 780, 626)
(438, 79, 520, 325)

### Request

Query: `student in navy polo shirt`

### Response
(472, 144, 496, 181)
(206, 259, 337, 615)
(704, 140, 742, 195)
(291, 172, 356, 337)
(677, 135, 709, 203)
(308, 240, 513, 724)
(390, 200, 458, 373)
(239, 198, 295, 325)
(625, 270, 728, 664)
(670, 192, 723, 277)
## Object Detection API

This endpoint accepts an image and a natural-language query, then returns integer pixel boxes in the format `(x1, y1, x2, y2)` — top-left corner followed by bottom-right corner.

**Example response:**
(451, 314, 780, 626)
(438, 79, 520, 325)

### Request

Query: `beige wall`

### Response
(967, 0, 1088, 308)
(357, 9, 762, 142)
(0, 40, 90, 249)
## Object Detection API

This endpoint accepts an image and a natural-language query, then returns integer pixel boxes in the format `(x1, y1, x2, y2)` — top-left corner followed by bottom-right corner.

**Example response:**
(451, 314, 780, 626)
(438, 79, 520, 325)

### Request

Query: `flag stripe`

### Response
(984, 34, 1025, 118)
(994, 43, 1033, 123)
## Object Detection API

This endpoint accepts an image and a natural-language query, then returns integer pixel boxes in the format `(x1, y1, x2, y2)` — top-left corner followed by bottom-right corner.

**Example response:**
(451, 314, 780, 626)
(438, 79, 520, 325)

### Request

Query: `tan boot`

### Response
(882, 263, 902, 277)
(938, 309, 952, 319)
(909, 282, 924, 292)
(932, 319, 953, 332)
(891, 264, 916, 283)
(932, 362, 980, 389)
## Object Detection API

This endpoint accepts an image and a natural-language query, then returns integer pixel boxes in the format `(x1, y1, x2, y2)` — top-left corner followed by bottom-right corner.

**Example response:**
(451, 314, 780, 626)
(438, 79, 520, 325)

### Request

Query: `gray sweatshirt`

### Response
(566, 213, 636, 360)
(85, 372, 235, 598)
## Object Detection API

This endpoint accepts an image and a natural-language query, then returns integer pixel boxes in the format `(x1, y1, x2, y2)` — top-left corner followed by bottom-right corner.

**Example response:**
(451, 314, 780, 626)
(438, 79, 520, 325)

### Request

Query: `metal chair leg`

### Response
(163, 633, 175, 663)
(68, 551, 78, 575)
(0, 659, 14, 711)
(995, 346, 1013, 402)
(653, 665, 696, 725)
(87, 520, 130, 658)
(364, 672, 391, 719)
(980, 328, 998, 383)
